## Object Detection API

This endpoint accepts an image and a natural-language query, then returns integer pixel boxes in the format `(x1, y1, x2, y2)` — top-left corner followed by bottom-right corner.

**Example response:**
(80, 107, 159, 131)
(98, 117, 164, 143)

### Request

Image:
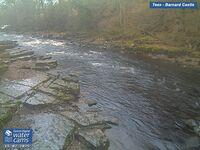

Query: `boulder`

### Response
(85, 99, 97, 107)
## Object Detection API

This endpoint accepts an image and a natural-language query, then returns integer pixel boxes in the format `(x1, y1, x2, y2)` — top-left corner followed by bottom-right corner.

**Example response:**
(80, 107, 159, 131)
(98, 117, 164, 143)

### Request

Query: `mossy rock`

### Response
(0, 63, 8, 74)
(57, 90, 75, 102)
(0, 102, 21, 129)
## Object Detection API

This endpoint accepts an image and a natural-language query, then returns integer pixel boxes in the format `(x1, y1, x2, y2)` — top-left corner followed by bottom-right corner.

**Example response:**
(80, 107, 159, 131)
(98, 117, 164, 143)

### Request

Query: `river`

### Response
(0, 32, 200, 150)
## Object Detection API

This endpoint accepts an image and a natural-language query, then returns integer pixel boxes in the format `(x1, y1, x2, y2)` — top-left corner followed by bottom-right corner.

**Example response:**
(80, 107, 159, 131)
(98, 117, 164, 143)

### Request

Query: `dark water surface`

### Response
(0, 33, 200, 150)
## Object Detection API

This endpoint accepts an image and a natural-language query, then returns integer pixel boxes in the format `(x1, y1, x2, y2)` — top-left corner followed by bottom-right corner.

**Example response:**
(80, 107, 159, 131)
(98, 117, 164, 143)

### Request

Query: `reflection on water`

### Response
(0, 32, 200, 150)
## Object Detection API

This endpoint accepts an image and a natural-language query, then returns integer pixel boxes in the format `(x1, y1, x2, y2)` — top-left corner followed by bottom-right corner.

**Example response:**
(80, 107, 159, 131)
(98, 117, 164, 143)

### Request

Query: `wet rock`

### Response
(11, 55, 34, 61)
(21, 65, 31, 69)
(12, 74, 49, 88)
(3, 60, 10, 64)
(61, 112, 105, 127)
(68, 139, 91, 150)
(42, 78, 55, 87)
(0, 62, 8, 73)
(36, 77, 79, 102)
(33, 59, 58, 71)
(185, 136, 200, 149)
(38, 86, 57, 96)
(22, 113, 75, 150)
(9, 50, 34, 58)
(183, 119, 197, 128)
(53, 79, 80, 96)
(194, 126, 200, 136)
(32, 66, 51, 71)
(0, 103, 20, 128)
(183, 119, 200, 136)
(35, 60, 58, 68)
(104, 117, 119, 126)
(0, 93, 20, 128)
(0, 41, 17, 46)
(0, 74, 49, 98)
(56, 91, 76, 101)
(76, 129, 109, 150)
(62, 75, 79, 83)
(25, 92, 58, 106)
(85, 99, 97, 107)
(39, 55, 52, 60)
(0, 93, 14, 104)
(0, 40, 17, 50)
(0, 81, 32, 98)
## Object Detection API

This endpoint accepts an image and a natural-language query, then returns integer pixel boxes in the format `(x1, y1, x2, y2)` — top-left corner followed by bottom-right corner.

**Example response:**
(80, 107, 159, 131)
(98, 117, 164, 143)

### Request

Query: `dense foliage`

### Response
(0, 0, 200, 49)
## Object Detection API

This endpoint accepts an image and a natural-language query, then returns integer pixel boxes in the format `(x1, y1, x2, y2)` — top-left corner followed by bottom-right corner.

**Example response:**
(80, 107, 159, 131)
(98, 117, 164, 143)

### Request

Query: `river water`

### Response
(0, 32, 200, 150)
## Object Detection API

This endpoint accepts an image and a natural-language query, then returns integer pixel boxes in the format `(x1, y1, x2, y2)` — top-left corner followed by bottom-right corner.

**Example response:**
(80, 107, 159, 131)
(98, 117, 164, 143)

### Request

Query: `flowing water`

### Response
(0, 32, 200, 150)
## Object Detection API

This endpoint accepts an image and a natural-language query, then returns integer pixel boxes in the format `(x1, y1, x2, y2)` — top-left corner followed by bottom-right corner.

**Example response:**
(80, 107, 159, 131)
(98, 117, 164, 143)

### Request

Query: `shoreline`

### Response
(2, 30, 200, 69)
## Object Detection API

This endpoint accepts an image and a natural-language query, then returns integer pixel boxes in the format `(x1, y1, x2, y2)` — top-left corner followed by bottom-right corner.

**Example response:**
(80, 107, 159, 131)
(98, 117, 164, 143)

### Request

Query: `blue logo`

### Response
(2, 128, 32, 145)
(150, 2, 198, 9)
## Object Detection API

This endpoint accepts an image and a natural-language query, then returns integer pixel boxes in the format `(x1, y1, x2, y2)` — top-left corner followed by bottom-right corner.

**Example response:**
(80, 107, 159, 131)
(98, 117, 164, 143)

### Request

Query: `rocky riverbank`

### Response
(0, 40, 118, 150)
(27, 31, 200, 69)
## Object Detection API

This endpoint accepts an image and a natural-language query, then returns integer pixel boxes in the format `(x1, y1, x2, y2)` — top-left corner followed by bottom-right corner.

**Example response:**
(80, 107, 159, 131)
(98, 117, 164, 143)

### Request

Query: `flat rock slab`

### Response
(12, 73, 49, 87)
(61, 112, 105, 127)
(33, 60, 58, 71)
(0, 81, 31, 98)
(21, 113, 75, 150)
(25, 92, 58, 106)
(2, 60, 36, 80)
(76, 129, 109, 150)
(35, 60, 57, 67)
(11, 55, 34, 61)
(9, 50, 34, 58)
(0, 74, 48, 98)
(39, 56, 52, 60)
